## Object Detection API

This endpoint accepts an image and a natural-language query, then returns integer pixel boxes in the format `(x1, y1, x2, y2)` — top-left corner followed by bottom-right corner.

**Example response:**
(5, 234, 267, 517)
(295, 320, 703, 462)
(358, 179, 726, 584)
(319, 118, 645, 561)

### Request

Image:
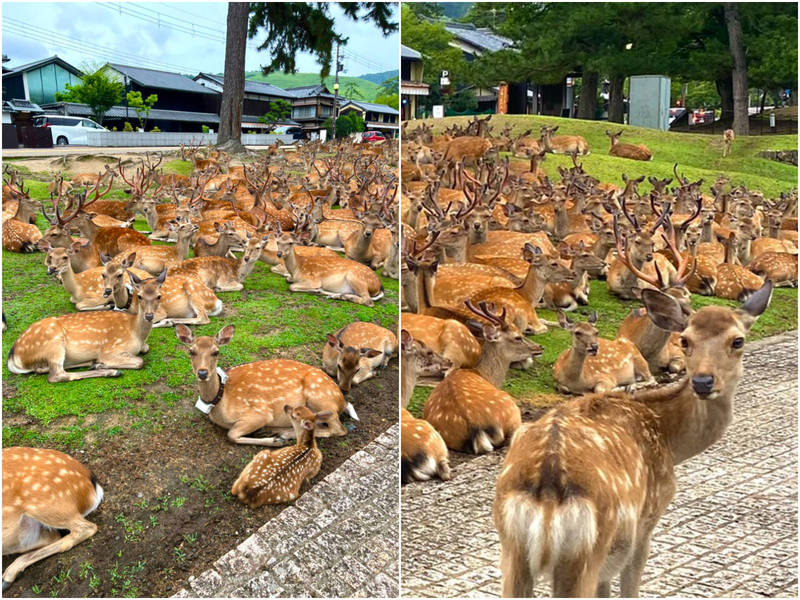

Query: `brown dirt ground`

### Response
(2, 362, 398, 598)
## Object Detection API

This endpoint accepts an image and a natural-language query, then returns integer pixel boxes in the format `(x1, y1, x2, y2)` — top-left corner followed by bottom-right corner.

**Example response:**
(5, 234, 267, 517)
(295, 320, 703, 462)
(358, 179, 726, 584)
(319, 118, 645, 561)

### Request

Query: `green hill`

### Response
(244, 71, 381, 102)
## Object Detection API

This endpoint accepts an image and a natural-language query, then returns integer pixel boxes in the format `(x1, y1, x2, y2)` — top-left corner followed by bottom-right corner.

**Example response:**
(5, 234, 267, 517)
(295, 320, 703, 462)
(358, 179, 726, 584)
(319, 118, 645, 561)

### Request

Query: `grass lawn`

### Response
(408, 114, 797, 197)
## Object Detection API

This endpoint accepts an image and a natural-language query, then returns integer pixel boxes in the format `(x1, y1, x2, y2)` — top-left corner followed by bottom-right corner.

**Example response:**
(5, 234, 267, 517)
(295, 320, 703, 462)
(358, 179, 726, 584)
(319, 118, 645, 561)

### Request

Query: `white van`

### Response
(32, 115, 108, 146)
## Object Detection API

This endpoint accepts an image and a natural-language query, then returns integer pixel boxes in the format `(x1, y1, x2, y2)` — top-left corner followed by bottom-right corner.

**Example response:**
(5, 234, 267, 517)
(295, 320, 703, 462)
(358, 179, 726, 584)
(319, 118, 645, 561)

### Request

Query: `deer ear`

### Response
(557, 310, 574, 331)
(400, 329, 413, 350)
(640, 289, 687, 332)
(315, 410, 333, 420)
(121, 252, 136, 268)
(361, 348, 383, 358)
(481, 323, 500, 342)
(156, 268, 167, 284)
(326, 334, 340, 348)
(127, 269, 143, 286)
(216, 324, 235, 346)
(175, 324, 193, 345)
(38, 240, 53, 252)
(214, 222, 222, 232)
(588, 310, 598, 324)
(99, 251, 111, 264)
(735, 280, 772, 331)
(70, 240, 83, 254)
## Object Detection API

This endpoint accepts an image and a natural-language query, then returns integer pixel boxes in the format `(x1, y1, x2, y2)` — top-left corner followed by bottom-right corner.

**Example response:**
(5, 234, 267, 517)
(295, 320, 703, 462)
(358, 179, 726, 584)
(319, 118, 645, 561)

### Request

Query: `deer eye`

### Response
(680, 337, 689, 349)
(731, 337, 744, 349)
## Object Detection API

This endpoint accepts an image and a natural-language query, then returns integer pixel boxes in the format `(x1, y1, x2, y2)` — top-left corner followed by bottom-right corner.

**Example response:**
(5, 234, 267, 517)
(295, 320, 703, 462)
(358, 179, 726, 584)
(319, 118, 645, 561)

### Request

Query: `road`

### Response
(401, 331, 798, 598)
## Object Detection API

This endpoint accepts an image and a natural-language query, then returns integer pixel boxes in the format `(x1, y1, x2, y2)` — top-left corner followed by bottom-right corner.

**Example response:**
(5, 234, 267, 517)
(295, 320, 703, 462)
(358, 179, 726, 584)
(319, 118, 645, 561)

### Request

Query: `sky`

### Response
(1, 2, 399, 77)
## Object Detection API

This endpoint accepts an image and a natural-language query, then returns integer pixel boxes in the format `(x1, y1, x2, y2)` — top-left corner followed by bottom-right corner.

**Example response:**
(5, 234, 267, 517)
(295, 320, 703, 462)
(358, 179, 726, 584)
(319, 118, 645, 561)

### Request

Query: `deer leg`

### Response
(227, 420, 291, 447)
(216, 281, 244, 292)
(2, 517, 97, 590)
(619, 531, 654, 598)
(500, 541, 534, 598)
(48, 362, 121, 382)
(632, 354, 655, 385)
(94, 352, 144, 370)
(552, 554, 600, 598)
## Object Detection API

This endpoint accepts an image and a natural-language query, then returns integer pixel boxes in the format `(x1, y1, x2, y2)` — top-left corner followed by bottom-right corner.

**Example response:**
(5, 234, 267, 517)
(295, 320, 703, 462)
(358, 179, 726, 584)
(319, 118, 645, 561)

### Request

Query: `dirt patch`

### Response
(2, 363, 398, 598)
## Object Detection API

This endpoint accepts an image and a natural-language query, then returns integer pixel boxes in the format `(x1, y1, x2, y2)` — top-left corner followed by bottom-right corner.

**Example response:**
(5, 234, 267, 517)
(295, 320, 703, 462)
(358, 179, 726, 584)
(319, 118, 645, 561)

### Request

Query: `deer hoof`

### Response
(111, 370, 122, 378)
(2, 579, 11, 591)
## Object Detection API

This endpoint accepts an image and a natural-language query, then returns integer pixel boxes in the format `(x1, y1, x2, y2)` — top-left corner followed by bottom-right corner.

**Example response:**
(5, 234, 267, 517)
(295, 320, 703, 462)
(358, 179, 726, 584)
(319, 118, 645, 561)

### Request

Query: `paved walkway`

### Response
(3, 146, 276, 158)
(401, 332, 798, 598)
(174, 425, 399, 598)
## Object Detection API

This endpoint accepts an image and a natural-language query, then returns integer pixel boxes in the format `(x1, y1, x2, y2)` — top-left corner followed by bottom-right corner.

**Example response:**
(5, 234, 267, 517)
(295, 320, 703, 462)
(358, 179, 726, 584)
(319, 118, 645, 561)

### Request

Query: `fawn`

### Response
(494, 281, 773, 597)
(400, 329, 453, 408)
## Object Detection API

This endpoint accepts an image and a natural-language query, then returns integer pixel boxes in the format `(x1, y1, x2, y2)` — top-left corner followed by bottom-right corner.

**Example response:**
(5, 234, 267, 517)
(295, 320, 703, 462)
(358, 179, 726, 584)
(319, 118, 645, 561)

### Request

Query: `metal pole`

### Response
(332, 42, 340, 140)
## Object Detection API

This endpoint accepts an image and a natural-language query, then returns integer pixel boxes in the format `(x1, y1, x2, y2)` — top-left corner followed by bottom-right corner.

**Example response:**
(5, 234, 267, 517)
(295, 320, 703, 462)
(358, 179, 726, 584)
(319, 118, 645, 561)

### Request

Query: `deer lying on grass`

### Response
(494, 281, 773, 598)
(554, 310, 654, 395)
(2, 447, 104, 591)
(606, 130, 653, 161)
(175, 324, 355, 446)
(39, 199, 102, 273)
(322, 322, 397, 392)
(540, 125, 590, 155)
(747, 251, 798, 287)
(543, 241, 607, 311)
(193, 221, 244, 258)
(105, 254, 223, 327)
(230, 405, 325, 507)
(275, 227, 384, 306)
(423, 302, 541, 453)
(2, 172, 42, 253)
(716, 233, 765, 300)
(168, 234, 267, 291)
(722, 128, 735, 157)
(400, 329, 453, 407)
(107, 218, 197, 275)
(7, 271, 165, 382)
(401, 408, 451, 484)
(42, 241, 148, 310)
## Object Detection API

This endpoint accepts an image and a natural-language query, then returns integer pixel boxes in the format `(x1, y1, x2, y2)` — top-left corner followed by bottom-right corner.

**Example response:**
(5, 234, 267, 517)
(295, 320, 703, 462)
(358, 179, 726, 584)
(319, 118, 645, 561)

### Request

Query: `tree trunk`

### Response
(217, 2, 249, 152)
(716, 73, 734, 122)
(576, 71, 598, 120)
(608, 75, 625, 124)
(759, 89, 767, 115)
(724, 3, 749, 135)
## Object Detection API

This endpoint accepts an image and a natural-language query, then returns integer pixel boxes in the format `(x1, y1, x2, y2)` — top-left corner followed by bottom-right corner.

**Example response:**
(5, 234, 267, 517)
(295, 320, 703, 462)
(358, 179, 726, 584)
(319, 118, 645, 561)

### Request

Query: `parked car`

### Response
(32, 115, 108, 145)
(361, 130, 386, 143)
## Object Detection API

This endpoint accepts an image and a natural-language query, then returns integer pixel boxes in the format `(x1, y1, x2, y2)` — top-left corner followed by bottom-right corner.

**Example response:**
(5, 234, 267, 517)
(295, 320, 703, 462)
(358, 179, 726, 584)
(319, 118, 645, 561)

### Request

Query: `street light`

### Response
(625, 43, 633, 50)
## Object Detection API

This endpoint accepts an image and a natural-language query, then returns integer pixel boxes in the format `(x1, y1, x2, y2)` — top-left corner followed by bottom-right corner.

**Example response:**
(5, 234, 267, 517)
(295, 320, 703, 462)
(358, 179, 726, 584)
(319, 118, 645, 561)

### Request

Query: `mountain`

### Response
(244, 71, 383, 102)
(357, 71, 397, 86)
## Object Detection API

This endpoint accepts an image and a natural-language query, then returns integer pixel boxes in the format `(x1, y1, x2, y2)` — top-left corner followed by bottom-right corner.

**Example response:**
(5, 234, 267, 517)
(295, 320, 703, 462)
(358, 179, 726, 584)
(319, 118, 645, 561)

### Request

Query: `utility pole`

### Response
(331, 41, 342, 140)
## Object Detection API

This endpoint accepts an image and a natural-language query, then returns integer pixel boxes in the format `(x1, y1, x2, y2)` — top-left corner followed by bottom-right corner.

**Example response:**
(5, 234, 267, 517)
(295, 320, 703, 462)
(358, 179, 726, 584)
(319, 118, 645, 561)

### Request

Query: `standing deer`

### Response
(2, 447, 104, 590)
(722, 128, 735, 157)
(494, 282, 772, 598)
(7, 271, 165, 382)
(401, 408, 451, 484)
(230, 405, 325, 507)
(175, 324, 355, 446)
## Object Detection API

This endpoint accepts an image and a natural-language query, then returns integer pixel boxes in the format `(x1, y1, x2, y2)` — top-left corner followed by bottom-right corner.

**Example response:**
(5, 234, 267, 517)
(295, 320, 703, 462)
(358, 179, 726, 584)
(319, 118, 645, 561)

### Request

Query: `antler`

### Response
(612, 213, 663, 289)
(464, 299, 507, 329)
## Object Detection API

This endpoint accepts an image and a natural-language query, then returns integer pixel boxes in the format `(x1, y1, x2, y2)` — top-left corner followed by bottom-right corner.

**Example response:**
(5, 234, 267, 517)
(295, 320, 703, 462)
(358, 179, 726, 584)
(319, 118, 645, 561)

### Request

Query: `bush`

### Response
(151, 126, 161, 133)
(201, 125, 209, 133)
(112, 126, 118, 132)
(123, 121, 134, 132)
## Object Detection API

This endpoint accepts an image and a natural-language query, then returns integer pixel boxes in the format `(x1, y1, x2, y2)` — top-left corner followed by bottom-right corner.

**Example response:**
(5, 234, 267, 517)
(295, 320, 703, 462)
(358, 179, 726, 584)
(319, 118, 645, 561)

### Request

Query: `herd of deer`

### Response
(399, 115, 795, 596)
(1, 138, 399, 589)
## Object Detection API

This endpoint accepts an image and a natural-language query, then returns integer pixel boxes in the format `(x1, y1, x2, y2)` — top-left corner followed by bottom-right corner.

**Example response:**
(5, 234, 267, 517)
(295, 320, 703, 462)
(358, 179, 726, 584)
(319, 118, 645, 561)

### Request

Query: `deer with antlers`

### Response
(2, 447, 104, 591)
(105, 217, 197, 275)
(192, 221, 245, 258)
(423, 301, 542, 453)
(2, 170, 42, 253)
(494, 282, 772, 597)
(401, 407, 451, 484)
(322, 322, 397, 393)
(175, 324, 356, 446)
(7, 271, 165, 382)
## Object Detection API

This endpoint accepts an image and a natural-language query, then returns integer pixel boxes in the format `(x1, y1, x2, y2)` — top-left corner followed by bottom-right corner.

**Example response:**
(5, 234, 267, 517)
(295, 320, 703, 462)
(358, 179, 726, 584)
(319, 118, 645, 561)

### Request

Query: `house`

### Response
(2, 55, 82, 105)
(338, 100, 399, 137)
(400, 45, 429, 120)
(284, 84, 336, 136)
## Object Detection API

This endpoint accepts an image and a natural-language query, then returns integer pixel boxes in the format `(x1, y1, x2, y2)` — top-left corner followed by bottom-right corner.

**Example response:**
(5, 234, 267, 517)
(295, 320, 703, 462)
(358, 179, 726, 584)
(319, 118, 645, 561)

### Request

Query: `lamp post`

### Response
(331, 41, 342, 140)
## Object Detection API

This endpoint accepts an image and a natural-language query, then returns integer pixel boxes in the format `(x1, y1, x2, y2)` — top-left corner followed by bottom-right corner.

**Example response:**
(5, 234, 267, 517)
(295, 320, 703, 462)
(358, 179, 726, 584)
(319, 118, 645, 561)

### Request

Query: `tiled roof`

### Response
(339, 99, 399, 116)
(195, 73, 294, 99)
(401, 45, 422, 60)
(444, 23, 513, 53)
(107, 63, 217, 95)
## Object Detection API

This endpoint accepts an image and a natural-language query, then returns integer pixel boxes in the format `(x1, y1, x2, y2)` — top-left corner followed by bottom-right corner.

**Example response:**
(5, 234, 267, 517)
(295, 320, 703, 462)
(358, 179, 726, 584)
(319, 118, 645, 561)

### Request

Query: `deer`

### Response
(168, 233, 267, 292)
(401, 408, 451, 484)
(401, 312, 481, 376)
(70, 190, 151, 259)
(423, 301, 542, 454)
(7, 271, 165, 382)
(543, 241, 608, 311)
(716, 233, 765, 300)
(174, 324, 355, 446)
(722, 128, 735, 157)
(606, 130, 653, 161)
(540, 125, 590, 155)
(104, 254, 223, 327)
(230, 405, 325, 507)
(442, 136, 494, 166)
(2, 447, 104, 591)
(322, 322, 397, 393)
(193, 221, 245, 258)
(493, 281, 773, 598)
(553, 310, 655, 395)
(275, 226, 384, 306)
(400, 329, 453, 408)
(747, 251, 798, 287)
(39, 197, 102, 273)
(106, 218, 197, 275)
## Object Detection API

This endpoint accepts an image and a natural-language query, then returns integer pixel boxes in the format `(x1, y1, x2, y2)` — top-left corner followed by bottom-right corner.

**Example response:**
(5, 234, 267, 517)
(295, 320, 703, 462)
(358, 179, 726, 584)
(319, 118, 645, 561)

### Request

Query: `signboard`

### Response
(319, 129, 327, 143)
(440, 70, 450, 87)
(432, 105, 444, 119)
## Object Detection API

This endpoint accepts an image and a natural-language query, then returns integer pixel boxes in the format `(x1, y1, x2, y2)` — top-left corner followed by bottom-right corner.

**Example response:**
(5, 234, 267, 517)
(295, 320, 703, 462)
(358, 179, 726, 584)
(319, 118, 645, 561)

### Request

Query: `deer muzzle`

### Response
(197, 369, 209, 381)
(588, 344, 599, 356)
(691, 374, 715, 396)
(103, 288, 112, 297)
(145, 313, 154, 322)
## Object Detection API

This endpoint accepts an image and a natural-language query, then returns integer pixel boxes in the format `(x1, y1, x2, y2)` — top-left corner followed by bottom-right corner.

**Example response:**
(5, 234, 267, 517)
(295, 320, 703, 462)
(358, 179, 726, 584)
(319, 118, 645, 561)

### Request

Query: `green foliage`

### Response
(126, 91, 158, 131)
(258, 98, 293, 131)
(378, 75, 398, 97)
(245, 71, 381, 101)
(335, 111, 366, 137)
(342, 80, 364, 100)
(201, 125, 209, 134)
(123, 121, 134, 132)
(374, 93, 399, 110)
(53, 67, 124, 125)
(150, 126, 161, 133)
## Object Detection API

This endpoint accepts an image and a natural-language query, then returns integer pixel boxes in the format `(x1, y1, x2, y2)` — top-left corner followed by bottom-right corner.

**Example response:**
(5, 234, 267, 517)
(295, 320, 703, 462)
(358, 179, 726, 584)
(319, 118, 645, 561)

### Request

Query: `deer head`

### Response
(558, 310, 600, 356)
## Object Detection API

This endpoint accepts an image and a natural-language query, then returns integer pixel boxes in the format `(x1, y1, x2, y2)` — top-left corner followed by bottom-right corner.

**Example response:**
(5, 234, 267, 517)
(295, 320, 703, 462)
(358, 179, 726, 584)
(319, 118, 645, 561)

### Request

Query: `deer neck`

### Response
(416, 267, 437, 313)
(768, 220, 780, 238)
(553, 203, 569, 240)
(400, 353, 418, 407)
(701, 220, 714, 243)
(516, 262, 547, 304)
(352, 227, 373, 258)
(295, 427, 316, 449)
(407, 204, 421, 229)
(281, 245, 301, 278)
(474, 341, 512, 388)
(77, 218, 100, 241)
(114, 283, 135, 312)
(560, 346, 587, 384)
(635, 376, 736, 465)
(737, 236, 751, 264)
(133, 301, 155, 343)
(198, 368, 223, 405)
(636, 313, 672, 362)
(59, 264, 80, 297)
(175, 233, 193, 260)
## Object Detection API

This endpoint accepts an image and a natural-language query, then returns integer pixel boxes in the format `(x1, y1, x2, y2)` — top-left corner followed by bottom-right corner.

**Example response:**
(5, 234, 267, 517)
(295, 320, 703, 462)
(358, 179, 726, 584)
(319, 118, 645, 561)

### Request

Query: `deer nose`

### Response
(103, 288, 112, 297)
(197, 369, 209, 380)
(645, 253, 654, 261)
(276, 251, 283, 258)
(47, 267, 57, 275)
(588, 344, 599, 355)
(692, 374, 715, 396)
(145, 313, 154, 321)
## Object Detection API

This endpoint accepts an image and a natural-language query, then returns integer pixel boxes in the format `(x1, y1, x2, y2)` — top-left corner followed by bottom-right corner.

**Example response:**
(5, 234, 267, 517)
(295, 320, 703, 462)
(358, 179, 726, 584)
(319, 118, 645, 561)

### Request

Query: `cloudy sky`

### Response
(2, 2, 399, 76)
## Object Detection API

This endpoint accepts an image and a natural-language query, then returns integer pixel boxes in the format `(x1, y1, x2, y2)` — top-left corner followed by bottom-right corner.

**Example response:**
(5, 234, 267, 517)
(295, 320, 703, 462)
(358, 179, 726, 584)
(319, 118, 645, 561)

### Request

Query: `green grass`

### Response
(162, 160, 193, 176)
(2, 184, 398, 448)
(246, 71, 382, 102)
(409, 114, 797, 197)
(407, 280, 798, 417)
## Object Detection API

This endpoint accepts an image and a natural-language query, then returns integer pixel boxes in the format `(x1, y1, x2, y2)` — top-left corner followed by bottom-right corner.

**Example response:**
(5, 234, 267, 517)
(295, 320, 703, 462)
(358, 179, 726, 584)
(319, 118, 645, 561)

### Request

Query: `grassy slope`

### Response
(2, 159, 399, 448)
(406, 115, 798, 416)
(246, 72, 382, 102)
(408, 114, 798, 197)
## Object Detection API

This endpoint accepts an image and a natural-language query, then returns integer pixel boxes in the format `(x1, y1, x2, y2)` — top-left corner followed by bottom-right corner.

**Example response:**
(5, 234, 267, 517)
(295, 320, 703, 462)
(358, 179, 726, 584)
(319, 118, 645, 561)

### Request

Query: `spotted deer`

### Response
(543, 241, 608, 311)
(606, 130, 653, 161)
(230, 405, 325, 507)
(722, 128, 735, 157)
(400, 329, 453, 408)
(2, 447, 104, 590)
(193, 221, 244, 258)
(401, 408, 451, 484)
(7, 271, 165, 382)
(322, 322, 397, 392)
(168, 234, 267, 291)
(401, 312, 480, 375)
(747, 251, 798, 287)
(554, 310, 654, 395)
(494, 282, 772, 598)
(540, 125, 590, 155)
(107, 218, 197, 275)
(423, 302, 542, 453)
(175, 324, 356, 446)
(39, 196, 102, 273)
(716, 233, 765, 300)
(2, 174, 41, 253)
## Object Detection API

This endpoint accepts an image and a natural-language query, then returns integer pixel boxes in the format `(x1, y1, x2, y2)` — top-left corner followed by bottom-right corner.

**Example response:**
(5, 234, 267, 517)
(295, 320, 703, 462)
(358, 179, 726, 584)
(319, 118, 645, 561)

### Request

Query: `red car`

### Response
(361, 131, 386, 142)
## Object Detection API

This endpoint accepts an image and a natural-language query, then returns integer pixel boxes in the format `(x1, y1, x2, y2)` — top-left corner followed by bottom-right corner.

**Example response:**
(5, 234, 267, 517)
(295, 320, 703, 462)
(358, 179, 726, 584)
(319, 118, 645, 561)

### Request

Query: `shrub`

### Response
(201, 125, 209, 133)
(151, 126, 161, 133)
(123, 121, 134, 132)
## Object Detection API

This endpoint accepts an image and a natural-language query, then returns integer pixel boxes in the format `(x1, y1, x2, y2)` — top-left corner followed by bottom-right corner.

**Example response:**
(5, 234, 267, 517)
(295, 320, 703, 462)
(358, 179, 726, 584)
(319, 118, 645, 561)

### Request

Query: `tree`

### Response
(377, 75, 398, 98)
(54, 67, 124, 125)
(217, 3, 397, 151)
(258, 98, 292, 131)
(126, 91, 158, 131)
(724, 4, 749, 135)
(335, 111, 365, 137)
(342, 81, 364, 100)
(374, 93, 399, 109)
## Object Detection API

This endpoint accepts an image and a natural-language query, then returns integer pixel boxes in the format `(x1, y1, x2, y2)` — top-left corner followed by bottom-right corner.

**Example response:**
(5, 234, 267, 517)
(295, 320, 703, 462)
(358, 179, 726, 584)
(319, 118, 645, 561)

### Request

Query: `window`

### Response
(292, 105, 316, 119)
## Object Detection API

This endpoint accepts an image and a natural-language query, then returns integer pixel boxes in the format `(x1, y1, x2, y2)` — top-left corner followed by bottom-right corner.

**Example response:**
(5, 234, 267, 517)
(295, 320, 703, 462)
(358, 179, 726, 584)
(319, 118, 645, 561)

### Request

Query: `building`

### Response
(284, 84, 336, 136)
(400, 45, 429, 120)
(2, 55, 82, 105)
(338, 100, 399, 137)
